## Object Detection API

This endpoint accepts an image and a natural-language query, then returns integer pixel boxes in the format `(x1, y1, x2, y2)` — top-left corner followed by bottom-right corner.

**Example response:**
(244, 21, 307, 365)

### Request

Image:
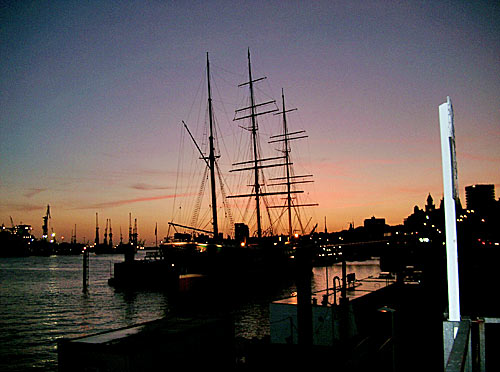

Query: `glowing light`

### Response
(240, 242, 245, 247)
(294, 233, 299, 238)
(378, 306, 395, 313)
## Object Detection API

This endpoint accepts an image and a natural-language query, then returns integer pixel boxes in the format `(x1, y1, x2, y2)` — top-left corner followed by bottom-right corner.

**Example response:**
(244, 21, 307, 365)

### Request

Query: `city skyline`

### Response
(1, 1, 499, 243)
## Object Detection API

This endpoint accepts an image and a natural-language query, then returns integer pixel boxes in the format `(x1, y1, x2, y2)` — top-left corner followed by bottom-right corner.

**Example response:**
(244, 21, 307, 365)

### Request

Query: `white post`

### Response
(439, 96, 461, 322)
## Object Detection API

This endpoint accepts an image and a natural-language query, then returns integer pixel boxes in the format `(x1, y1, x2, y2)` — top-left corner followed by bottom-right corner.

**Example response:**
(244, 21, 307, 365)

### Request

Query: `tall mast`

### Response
(128, 213, 132, 244)
(268, 90, 318, 236)
(42, 205, 51, 240)
(230, 50, 290, 238)
(104, 218, 108, 246)
(133, 218, 138, 245)
(108, 219, 113, 248)
(247, 49, 262, 239)
(206, 52, 219, 241)
(95, 212, 99, 245)
(281, 89, 293, 239)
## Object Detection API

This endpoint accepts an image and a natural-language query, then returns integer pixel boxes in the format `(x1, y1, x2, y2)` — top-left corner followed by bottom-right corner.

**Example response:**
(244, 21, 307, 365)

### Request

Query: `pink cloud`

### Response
(24, 188, 47, 198)
(3, 203, 46, 212)
(131, 183, 172, 191)
(460, 152, 500, 162)
(83, 193, 193, 209)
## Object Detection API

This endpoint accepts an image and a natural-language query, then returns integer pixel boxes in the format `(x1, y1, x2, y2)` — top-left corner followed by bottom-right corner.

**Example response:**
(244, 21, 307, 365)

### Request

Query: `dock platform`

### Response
(58, 316, 234, 371)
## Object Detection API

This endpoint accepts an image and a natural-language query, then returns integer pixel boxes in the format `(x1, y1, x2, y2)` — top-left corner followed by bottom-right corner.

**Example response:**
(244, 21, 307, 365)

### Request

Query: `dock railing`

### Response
(443, 317, 500, 372)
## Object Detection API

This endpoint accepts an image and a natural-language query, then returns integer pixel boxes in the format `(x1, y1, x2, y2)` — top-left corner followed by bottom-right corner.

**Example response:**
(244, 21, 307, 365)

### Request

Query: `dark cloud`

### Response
(3, 203, 46, 212)
(131, 183, 171, 191)
(80, 193, 192, 209)
(24, 188, 47, 198)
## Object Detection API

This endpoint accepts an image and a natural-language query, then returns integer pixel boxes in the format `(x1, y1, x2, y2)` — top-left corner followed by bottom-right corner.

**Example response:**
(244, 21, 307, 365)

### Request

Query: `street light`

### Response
(378, 306, 397, 372)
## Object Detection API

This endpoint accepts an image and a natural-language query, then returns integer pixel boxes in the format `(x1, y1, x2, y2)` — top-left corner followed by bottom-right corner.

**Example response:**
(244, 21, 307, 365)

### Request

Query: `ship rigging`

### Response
(169, 50, 317, 241)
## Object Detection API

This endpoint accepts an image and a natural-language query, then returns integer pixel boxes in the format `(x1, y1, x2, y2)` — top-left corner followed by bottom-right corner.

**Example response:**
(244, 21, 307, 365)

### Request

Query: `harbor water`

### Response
(0, 252, 381, 371)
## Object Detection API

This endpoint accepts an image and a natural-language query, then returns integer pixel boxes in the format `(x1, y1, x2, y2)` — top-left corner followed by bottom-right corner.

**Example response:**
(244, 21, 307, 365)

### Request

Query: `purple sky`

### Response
(1, 1, 499, 243)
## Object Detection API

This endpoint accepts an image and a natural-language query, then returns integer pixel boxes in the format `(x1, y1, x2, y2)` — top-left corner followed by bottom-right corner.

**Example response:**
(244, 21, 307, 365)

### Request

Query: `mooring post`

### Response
(296, 240, 313, 347)
(82, 247, 89, 293)
(341, 258, 347, 300)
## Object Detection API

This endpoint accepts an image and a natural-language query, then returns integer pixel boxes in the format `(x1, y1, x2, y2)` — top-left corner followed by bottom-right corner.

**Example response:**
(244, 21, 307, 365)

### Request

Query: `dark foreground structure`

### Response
(58, 316, 234, 370)
(59, 228, 500, 371)
(57, 279, 461, 371)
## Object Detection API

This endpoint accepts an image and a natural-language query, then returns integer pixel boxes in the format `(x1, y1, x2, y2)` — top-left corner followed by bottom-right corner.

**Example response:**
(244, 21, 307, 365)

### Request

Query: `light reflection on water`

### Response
(0, 253, 380, 371)
(312, 259, 382, 293)
(0, 253, 168, 371)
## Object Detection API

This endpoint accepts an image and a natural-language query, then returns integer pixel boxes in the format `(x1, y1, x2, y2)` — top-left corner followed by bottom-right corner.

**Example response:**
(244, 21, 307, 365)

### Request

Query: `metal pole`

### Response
(325, 265, 329, 297)
(478, 319, 486, 372)
(341, 259, 347, 300)
(82, 247, 89, 293)
(206, 52, 219, 241)
(296, 242, 312, 346)
(247, 49, 262, 239)
(439, 96, 461, 322)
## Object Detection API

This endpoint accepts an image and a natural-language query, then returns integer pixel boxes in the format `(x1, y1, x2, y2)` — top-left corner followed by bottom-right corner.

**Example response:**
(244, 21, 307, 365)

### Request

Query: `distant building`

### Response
(465, 184, 495, 212)
(404, 193, 444, 234)
(364, 216, 386, 239)
(425, 193, 435, 213)
(13, 224, 34, 241)
(364, 216, 385, 228)
(235, 223, 249, 244)
(173, 232, 191, 242)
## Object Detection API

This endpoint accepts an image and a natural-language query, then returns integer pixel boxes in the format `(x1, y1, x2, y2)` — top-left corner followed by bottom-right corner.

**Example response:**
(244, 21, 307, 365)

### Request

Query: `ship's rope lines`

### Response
(292, 199, 305, 235)
(181, 65, 216, 232)
(210, 63, 242, 160)
(215, 162, 235, 234)
(171, 124, 187, 225)
(265, 201, 274, 236)
(201, 105, 209, 152)
(200, 220, 211, 234)
(198, 206, 212, 233)
(260, 184, 274, 236)
(211, 64, 249, 232)
(212, 65, 242, 121)
(171, 66, 205, 228)
(209, 63, 241, 237)
(212, 61, 246, 80)
(281, 109, 319, 235)
(293, 107, 319, 225)
(241, 196, 253, 233)
(232, 95, 252, 163)
(190, 166, 209, 229)
(211, 95, 237, 165)
(266, 202, 288, 236)
(184, 68, 206, 143)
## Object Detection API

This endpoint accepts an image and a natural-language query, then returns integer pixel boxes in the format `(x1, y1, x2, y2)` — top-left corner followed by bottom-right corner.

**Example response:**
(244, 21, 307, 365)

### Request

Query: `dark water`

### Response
(0, 253, 380, 371)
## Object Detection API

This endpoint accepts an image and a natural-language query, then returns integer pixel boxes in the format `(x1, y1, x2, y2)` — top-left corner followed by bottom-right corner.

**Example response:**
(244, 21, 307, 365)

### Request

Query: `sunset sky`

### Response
(1, 1, 499, 244)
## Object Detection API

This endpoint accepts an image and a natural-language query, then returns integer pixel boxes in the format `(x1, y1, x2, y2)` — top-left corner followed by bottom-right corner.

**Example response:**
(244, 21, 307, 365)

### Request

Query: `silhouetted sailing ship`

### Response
(109, 51, 318, 289)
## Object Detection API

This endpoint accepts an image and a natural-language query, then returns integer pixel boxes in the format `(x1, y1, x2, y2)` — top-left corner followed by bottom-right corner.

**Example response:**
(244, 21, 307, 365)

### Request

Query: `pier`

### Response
(58, 316, 234, 371)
